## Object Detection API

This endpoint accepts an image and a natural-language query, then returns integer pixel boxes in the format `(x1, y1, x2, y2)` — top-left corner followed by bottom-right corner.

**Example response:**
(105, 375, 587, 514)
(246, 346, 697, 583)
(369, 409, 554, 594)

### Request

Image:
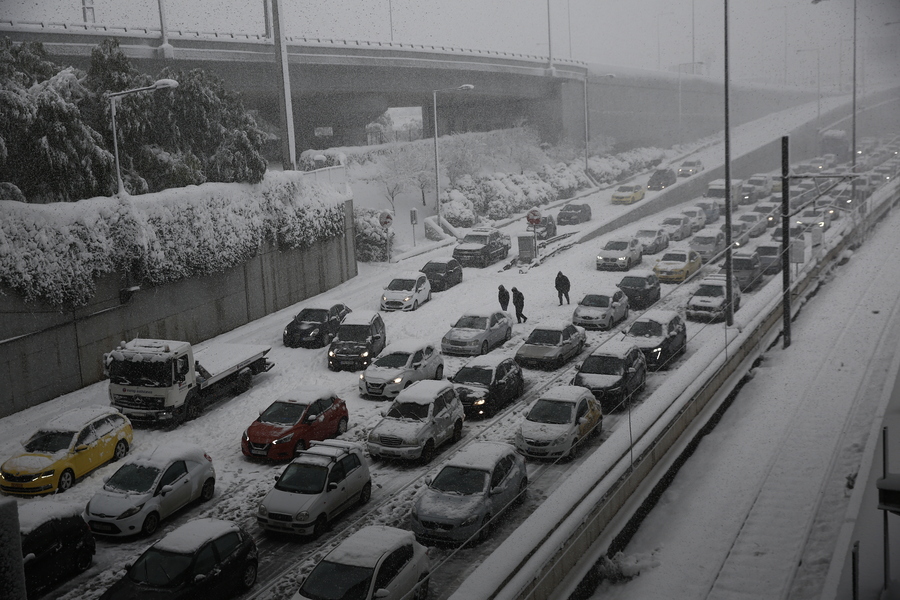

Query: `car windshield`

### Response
(275, 463, 328, 494)
(387, 278, 415, 292)
(373, 352, 411, 369)
(335, 324, 369, 342)
(604, 241, 628, 251)
(296, 309, 328, 323)
(421, 262, 446, 274)
(107, 358, 172, 387)
(453, 366, 494, 386)
(580, 355, 624, 376)
(628, 320, 663, 337)
(106, 463, 160, 494)
(580, 294, 611, 308)
(463, 234, 489, 245)
(619, 277, 646, 289)
(733, 258, 756, 270)
(693, 236, 717, 245)
(260, 401, 308, 425)
(387, 402, 430, 421)
(454, 316, 488, 330)
(431, 465, 489, 495)
(525, 329, 562, 346)
(24, 430, 74, 453)
(694, 284, 725, 298)
(527, 399, 573, 425)
(660, 253, 686, 263)
(662, 218, 684, 226)
(636, 230, 658, 238)
(129, 547, 193, 588)
(299, 560, 375, 600)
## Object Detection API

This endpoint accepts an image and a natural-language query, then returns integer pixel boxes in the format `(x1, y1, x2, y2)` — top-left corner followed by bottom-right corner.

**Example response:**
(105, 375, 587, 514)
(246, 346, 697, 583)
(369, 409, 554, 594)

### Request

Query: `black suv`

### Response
(572, 340, 647, 412)
(421, 258, 463, 291)
(450, 355, 525, 418)
(647, 168, 677, 191)
(20, 502, 95, 599)
(624, 310, 687, 371)
(283, 304, 352, 348)
(328, 310, 387, 371)
(617, 271, 661, 309)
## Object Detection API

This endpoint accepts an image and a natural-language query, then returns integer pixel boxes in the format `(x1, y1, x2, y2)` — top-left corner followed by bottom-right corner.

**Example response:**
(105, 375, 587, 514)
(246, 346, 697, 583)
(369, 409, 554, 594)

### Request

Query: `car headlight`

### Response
(295, 510, 309, 522)
(392, 376, 403, 384)
(460, 513, 480, 527)
(258, 504, 268, 517)
(272, 433, 293, 445)
(118, 504, 145, 520)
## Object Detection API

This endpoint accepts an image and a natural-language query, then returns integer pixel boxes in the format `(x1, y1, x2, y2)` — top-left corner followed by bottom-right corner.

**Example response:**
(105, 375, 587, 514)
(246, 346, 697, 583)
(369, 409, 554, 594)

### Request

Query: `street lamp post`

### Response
(433, 84, 474, 230)
(107, 78, 179, 196)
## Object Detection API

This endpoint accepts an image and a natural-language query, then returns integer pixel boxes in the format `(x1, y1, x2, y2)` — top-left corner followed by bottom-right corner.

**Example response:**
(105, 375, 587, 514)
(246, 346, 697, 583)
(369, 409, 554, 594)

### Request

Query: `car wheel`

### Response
(412, 300, 419, 311)
(113, 439, 129, 462)
(141, 512, 160, 537)
(336, 417, 348, 437)
(435, 365, 444, 380)
(420, 440, 436, 464)
(57, 469, 75, 493)
(74, 546, 93, 573)
(293, 440, 307, 457)
(480, 340, 489, 355)
(358, 481, 372, 505)
(312, 514, 328, 539)
(240, 561, 258, 591)
(200, 478, 215, 502)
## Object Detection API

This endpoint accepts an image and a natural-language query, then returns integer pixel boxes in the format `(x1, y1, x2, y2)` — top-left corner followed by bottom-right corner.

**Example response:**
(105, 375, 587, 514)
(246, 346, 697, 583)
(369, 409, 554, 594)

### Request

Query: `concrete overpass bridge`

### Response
(1, 3, 812, 160)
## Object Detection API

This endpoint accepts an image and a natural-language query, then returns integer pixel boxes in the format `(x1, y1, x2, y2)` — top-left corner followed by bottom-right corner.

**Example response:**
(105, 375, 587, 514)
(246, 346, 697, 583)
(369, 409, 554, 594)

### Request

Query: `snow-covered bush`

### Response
(354, 208, 394, 262)
(0, 172, 347, 307)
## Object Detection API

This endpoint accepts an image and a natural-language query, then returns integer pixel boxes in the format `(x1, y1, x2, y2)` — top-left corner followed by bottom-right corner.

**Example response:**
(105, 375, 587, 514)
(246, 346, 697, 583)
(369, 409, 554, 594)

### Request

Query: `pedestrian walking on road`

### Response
(555, 271, 571, 305)
(511, 287, 527, 323)
(498, 285, 510, 312)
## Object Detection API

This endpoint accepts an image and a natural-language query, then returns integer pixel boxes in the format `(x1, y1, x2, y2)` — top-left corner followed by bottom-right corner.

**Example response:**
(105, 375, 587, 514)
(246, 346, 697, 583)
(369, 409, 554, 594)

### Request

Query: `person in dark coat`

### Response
(511, 287, 527, 323)
(498, 285, 510, 311)
(555, 271, 571, 305)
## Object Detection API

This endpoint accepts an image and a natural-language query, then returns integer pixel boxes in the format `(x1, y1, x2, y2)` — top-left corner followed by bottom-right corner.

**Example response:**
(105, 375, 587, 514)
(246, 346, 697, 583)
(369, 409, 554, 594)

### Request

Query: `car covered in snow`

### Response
(242, 388, 349, 460)
(624, 310, 687, 370)
(282, 304, 352, 348)
(596, 237, 643, 271)
(653, 249, 703, 283)
(571, 288, 629, 331)
(634, 228, 670, 255)
(380, 271, 431, 312)
(611, 184, 645, 205)
(367, 380, 465, 463)
(572, 340, 647, 412)
(359, 339, 444, 399)
(292, 526, 430, 600)
(450, 355, 524, 418)
(686, 274, 741, 322)
(557, 203, 592, 225)
(85, 441, 216, 538)
(515, 385, 602, 460)
(441, 310, 514, 356)
(420, 258, 463, 292)
(514, 322, 586, 370)
(99, 518, 258, 599)
(410, 441, 527, 545)
(617, 271, 662, 309)
(256, 440, 371, 537)
(1, 406, 132, 496)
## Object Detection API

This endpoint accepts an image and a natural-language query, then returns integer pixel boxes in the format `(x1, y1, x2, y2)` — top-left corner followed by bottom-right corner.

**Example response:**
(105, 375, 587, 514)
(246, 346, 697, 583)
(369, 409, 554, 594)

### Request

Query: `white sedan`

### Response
(84, 441, 215, 537)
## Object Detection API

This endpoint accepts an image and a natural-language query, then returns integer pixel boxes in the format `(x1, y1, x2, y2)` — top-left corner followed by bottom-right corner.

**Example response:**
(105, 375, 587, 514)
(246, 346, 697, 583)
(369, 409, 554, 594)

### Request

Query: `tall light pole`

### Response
(433, 84, 474, 230)
(107, 78, 179, 196)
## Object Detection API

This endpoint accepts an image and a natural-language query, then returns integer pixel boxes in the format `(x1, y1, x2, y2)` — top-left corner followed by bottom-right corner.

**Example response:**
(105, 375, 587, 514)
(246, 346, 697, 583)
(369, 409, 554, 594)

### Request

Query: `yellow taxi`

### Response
(653, 249, 704, 283)
(611, 184, 646, 205)
(1, 406, 132, 495)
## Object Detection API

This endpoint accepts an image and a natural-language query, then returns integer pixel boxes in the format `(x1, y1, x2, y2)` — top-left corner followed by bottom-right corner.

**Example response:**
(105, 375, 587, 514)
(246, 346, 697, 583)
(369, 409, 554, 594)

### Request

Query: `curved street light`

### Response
(107, 78, 179, 196)
(433, 84, 474, 230)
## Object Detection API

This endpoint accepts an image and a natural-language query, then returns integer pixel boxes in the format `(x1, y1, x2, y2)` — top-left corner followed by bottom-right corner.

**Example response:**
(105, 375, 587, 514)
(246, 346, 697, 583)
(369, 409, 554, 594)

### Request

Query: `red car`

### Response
(242, 388, 349, 460)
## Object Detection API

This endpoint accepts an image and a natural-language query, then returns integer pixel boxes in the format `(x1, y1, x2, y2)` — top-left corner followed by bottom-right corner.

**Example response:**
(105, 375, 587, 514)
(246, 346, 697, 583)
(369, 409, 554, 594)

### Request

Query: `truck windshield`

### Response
(108, 359, 172, 387)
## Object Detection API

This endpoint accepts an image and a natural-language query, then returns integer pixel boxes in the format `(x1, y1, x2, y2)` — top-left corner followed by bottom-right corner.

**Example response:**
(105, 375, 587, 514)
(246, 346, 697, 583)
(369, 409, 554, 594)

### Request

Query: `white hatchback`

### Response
(84, 441, 215, 537)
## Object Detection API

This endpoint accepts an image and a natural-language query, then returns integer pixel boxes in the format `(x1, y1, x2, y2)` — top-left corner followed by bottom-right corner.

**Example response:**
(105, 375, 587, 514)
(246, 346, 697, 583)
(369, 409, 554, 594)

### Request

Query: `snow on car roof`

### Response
(341, 310, 380, 325)
(43, 405, 119, 433)
(18, 501, 84, 535)
(589, 339, 639, 358)
(395, 380, 454, 405)
(381, 338, 430, 355)
(539, 385, 591, 403)
(445, 441, 516, 472)
(278, 387, 336, 404)
(635, 309, 680, 324)
(126, 441, 210, 470)
(154, 518, 239, 554)
(326, 526, 414, 568)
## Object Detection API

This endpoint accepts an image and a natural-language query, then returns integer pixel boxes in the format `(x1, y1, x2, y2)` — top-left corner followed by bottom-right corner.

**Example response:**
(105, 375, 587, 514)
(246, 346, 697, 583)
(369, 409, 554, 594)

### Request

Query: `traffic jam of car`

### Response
(6, 135, 899, 600)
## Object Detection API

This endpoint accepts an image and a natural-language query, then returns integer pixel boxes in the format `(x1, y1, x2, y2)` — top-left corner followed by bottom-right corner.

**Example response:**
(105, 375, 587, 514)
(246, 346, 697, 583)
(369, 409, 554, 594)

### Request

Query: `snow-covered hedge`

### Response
(354, 208, 395, 262)
(0, 172, 347, 308)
